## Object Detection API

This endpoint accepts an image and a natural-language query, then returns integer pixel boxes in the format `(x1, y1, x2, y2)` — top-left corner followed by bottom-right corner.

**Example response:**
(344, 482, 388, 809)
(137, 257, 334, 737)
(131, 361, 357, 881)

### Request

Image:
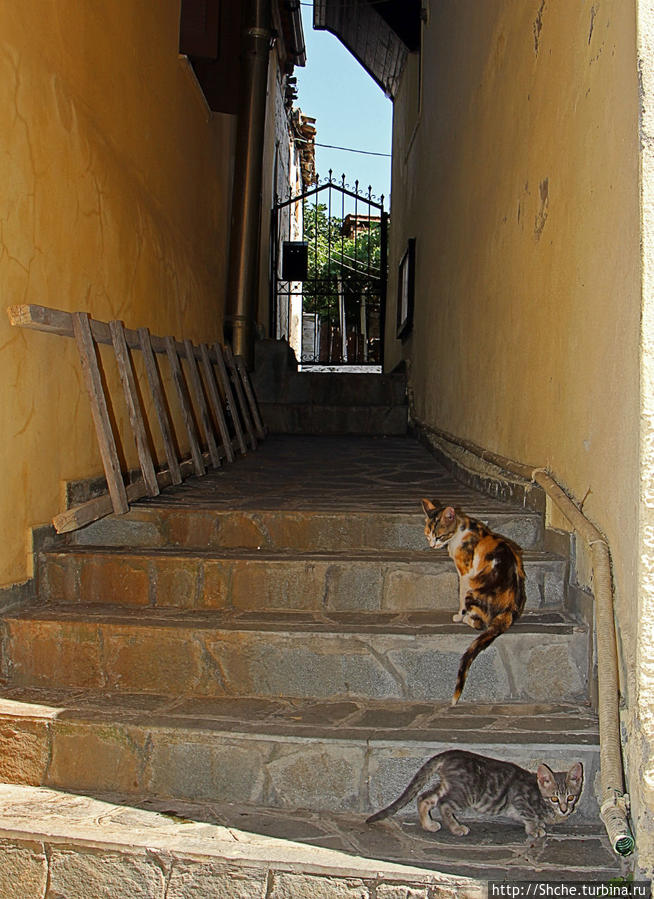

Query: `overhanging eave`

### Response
(313, 0, 420, 98)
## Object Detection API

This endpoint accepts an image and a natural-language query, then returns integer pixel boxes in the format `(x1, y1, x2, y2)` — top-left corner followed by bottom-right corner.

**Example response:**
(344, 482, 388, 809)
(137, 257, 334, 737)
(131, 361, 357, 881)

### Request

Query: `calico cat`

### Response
(421, 500, 527, 705)
(366, 750, 583, 839)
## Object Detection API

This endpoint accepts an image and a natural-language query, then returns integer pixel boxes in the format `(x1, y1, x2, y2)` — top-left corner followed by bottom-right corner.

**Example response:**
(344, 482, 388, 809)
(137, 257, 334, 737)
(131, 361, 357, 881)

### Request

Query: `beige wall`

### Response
(0, 2, 236, 588)
(387, 0, 645, 864)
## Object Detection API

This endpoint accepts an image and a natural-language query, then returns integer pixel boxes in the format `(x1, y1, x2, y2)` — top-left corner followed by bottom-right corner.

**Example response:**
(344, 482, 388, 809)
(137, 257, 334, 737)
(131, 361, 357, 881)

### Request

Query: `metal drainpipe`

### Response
(225, 0, 272, 368)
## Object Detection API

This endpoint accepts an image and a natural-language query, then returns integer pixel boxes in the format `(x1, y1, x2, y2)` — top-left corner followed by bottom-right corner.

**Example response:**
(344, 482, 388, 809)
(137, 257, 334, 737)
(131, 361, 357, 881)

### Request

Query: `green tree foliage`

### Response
(302, 200, 383, 325)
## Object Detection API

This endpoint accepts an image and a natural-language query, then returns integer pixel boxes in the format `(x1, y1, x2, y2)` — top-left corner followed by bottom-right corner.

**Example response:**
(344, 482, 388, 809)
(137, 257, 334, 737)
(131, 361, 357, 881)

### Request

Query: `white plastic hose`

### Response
(415, 421, 635, 855)
(531, 470, 634, 857)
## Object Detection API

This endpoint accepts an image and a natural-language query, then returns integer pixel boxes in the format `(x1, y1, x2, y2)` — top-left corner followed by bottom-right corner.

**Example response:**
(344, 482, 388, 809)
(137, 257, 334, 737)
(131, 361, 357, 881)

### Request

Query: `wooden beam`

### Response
(199, 343, 235, 463)
(224, 344, 257, 450)
(183, 338, 220, 469)
(213, 342, 247, 455)
(110, 320, 159, 497)
(8, 303, 208, 360)
(235, 354, 266, 440)
(53, 451, 217, 533)
(138, 328, 183, 486)
(165, 336, 205, 478)
(71, 312, 129, 515)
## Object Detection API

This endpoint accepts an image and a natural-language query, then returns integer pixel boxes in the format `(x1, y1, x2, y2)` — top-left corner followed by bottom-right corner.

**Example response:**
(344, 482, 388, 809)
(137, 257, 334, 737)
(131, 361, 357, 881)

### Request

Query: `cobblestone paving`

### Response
(140, 434, 530, 513)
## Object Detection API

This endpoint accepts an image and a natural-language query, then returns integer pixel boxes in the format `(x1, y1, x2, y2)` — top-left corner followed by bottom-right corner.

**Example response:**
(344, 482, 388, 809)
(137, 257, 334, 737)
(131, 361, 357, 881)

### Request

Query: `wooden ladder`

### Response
(7, 304, 265, 534)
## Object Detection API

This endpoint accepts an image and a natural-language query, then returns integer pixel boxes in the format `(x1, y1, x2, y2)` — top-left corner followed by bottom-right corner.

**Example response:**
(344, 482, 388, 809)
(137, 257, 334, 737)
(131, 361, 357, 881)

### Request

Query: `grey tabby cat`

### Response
(366, 750, 583, 838)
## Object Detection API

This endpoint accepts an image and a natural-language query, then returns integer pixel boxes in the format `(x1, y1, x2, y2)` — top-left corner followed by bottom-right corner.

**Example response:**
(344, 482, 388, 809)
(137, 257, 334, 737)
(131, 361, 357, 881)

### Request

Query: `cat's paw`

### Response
(525, 824, 546, 839)
(452, 612, 464, 623)
(449, 823, 470, 836)
(421, 818, 442, 833)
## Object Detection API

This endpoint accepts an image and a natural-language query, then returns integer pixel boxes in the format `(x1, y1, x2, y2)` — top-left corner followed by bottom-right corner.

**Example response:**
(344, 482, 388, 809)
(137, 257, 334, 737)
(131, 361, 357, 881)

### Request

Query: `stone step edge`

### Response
(127, 503, 542, 515)
(5, 604, 582, 634)
(0, 784, 480, 897)
(0, 701, 600, 746)
(43, 546, 563, 564)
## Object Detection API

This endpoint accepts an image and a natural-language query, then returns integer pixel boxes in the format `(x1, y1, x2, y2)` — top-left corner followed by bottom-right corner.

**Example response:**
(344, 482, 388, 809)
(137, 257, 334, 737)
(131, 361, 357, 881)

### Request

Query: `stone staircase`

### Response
(0, 433, 623, 893)
(251, 339, 409, 434)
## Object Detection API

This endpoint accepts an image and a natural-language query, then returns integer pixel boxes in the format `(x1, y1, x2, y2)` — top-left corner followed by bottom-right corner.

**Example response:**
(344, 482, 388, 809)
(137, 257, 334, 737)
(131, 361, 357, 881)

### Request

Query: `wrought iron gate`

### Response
(271, 172, 387, 366)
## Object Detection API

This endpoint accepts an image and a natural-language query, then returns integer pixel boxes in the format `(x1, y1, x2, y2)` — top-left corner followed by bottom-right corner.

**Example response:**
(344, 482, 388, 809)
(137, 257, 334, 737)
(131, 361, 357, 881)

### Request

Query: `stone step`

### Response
(251, 369, 408, 407)
(259, 402, 409, 435)
(70, 506, 545, 551)
(2, 607, 589, 705)
(0, 687, 600, 821)
(39, 546, 567, 613)
(0, 785, 622, 891)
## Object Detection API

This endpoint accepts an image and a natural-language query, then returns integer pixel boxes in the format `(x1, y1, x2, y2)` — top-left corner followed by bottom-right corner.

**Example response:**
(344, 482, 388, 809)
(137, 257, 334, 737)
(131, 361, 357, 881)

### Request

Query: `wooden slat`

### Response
(165, 336, 205, 477)
(213, 342, 247, 455)
(235, 354, 266, 440)
(199, 343, 235, 463)
(54, 477, 151, 534)
(183, 338, 220, 469)
(223, 344, 257, 450)
(8, 304, 88, 339)
(110, 320, 159, 497)
(138, 328, 182, 486)
(71, 312, 129, 515)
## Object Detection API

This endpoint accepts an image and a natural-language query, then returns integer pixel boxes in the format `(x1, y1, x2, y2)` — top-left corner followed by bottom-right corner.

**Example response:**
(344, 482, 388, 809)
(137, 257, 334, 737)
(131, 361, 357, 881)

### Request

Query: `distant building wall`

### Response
(386, 0, 647, 867)
(259, 56, 305, 349)
(0, 0, 236, 588)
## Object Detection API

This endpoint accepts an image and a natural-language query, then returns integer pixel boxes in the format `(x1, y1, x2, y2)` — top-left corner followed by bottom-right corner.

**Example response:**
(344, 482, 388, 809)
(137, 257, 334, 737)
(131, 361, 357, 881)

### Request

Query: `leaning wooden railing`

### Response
(7, 304, 265, 534)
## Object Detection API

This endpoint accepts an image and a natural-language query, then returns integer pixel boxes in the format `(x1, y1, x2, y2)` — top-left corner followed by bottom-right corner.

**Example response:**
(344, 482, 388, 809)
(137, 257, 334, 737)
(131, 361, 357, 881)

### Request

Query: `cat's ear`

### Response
(537, 764, 556, 791)
(421, 498, 436, 516)
(566, 762, 583, 788)
(443, 506, 456, 522)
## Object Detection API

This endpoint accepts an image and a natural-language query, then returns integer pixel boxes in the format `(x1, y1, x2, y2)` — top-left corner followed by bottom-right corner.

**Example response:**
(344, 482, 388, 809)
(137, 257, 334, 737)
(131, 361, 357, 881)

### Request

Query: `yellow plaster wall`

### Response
(0, 2, 236, 587)
(387, 0, 644, 861)
(389, 0, 639, 668)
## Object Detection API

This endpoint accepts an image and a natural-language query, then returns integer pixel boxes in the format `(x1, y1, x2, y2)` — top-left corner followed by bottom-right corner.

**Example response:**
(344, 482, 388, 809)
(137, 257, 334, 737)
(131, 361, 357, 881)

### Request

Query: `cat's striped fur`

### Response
(366, 749, 583, 838)
(421, 500, 526, 705)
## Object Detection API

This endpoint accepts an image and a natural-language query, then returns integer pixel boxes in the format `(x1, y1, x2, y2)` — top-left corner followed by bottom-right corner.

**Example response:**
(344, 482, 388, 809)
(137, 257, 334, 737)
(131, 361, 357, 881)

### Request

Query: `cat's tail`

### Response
(366, 760, 441, 825)
(451, 610, 515, 706)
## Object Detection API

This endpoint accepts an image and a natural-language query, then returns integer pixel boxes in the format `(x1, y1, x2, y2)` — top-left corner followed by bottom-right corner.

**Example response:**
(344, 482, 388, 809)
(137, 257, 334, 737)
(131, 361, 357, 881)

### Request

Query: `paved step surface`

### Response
(2, 606, 589, 705)
(0, 784, 623, 891)
(40, 546, 566, 612)
(108, 433, 540, 516)
(0, 687, 601, 819)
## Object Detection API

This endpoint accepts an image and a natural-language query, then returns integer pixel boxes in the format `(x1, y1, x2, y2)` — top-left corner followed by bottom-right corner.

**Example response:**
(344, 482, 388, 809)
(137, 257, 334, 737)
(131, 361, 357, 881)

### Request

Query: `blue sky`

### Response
(294, 4, 393, 207)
